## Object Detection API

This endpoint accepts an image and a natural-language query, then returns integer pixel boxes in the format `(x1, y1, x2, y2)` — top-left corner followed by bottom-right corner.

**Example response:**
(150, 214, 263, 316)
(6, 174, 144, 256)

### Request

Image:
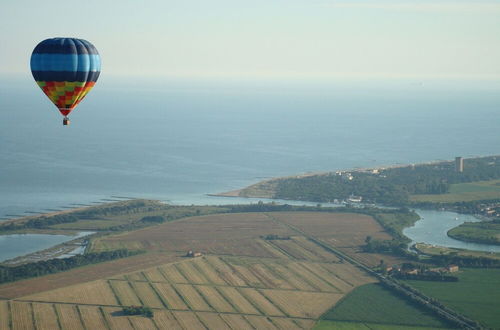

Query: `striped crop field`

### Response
(175, 284, 213, 311)
(295, 318, 316, 329)
(102, 307, 135, 330)
(125, 272, 147, 282)
(220, 314, 254, 330)
(217, 286, 261, 314)
(256, 239, 292, 258)
(291, 237, 341, 262)
(110, 280, 142, 306)
(196, 285, 236, 313)
(192, 257, 228, 285)
(78, 305, 109, 330)
(264, 262, 317, 291)
(261, 289, 342, 318)
(176, 261, 210, 284)
(297, 262, 352, 293)
(270, 238, 323, 261)
(55, 304, 84, 330)
(239, 288, 285, 316)
(152, 283, 189, 310)
(142, 267, 168, 282)
(172, 311, 207, 329)
(248, 263, 292, 289)
(245, 314, 280, 329)
(320, 263, 375, 287)
(10, 301, 34, 330)
(130, 281, 165, 308)
(270, 316, 303, 329)
(158, 263, 190, 284)
(204, 256, 248, 286)
(229, 263, 263, 287)
(150, 310, 183, 330)
(197, 311, 232, 330)
(0, 300, 10, 330)
(285, 262, 337, 292)
(128, 315, 157, 330)
(22, 280, 118, 306)
(33, 303, 59, 330)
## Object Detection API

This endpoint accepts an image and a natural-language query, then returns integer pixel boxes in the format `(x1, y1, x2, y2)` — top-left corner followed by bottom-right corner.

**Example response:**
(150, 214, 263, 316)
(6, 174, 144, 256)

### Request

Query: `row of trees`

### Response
(0, 249, 142, 284)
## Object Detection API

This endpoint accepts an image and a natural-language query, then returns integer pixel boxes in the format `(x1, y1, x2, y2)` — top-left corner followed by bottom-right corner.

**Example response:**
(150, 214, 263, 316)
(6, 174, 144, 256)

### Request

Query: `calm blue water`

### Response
(405, 210, 500, 253)
(0, 231, 93, 263)
(2, 76, 499, 218)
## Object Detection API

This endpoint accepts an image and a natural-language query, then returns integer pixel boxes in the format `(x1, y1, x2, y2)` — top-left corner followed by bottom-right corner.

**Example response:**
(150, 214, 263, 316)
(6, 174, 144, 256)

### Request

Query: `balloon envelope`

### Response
(30, 38, 101, 117)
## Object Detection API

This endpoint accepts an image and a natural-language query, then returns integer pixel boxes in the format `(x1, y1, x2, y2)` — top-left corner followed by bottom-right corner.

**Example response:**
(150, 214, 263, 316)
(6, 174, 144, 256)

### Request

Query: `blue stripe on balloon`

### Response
(31, 71, 100, 82)
(30, 54, 101, 72)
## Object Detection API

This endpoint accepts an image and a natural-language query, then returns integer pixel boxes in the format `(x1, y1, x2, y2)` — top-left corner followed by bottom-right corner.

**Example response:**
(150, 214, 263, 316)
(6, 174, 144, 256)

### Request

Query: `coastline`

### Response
(211, 158, 463, 199)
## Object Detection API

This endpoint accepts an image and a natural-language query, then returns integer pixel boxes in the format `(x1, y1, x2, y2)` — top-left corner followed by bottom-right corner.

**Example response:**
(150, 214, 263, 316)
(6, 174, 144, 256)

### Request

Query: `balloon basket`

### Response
(63, 117, 70, 126)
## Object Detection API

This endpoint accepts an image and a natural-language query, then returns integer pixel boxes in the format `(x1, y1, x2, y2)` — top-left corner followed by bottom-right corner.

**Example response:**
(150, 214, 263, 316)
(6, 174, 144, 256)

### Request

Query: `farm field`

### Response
(321, 283, 451, 329)
(90, 212, 296, 257)
(410, 179, 500, 202)
(269, 212, 409, 266)
(0, 210, 455, 329)
(1, 252, 376, 329)
(402, 268, 500, 329)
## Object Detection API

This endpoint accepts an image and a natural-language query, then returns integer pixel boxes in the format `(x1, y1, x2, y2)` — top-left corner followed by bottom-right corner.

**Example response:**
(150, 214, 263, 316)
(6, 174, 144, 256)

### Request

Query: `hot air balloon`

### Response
(30, 38, 101, 125)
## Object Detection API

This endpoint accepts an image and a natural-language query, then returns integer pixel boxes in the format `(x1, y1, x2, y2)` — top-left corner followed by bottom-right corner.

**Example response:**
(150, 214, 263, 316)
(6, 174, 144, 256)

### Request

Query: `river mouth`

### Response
(404, 209, 500, 253)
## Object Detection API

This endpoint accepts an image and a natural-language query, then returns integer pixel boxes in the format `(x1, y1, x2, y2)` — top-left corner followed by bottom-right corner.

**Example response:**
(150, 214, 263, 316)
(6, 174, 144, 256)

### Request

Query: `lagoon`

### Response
(0, 231, 93, 263)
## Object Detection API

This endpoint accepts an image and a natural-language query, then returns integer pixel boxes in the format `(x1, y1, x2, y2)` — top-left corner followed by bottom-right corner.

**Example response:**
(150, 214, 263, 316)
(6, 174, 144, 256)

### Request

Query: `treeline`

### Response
(429, 254, 500, 268)
(123, 306, 153, 317)
(0, 214, 79, 232)
(271, 156, 500, 206)
(392, 273, 458, 282)
(0, 200, 167, 232)
(72, 199, 165, 218)
(0, 249, 142, 284)
(363, 237, 409, 255)
(413, 198, 500, 214)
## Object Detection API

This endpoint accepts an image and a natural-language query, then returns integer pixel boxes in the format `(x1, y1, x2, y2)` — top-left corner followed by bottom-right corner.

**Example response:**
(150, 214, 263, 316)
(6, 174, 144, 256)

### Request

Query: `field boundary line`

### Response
(293, 262, 341, 292)
(98, 306, 112, 330)
(28, 302, 37, 330)
(191, 284, 217, 312)
(256, 289, 290, 318)
(297, 262, 344, 293)
(75, 305, 86, 330)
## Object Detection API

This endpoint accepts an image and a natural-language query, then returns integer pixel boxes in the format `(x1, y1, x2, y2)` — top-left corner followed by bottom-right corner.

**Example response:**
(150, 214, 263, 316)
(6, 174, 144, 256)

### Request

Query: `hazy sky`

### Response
(1, 0, 499, 80)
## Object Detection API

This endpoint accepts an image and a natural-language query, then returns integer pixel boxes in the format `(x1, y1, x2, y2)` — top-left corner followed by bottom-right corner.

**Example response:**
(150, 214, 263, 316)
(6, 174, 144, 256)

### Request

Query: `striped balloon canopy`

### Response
(30, 38, 100, 122)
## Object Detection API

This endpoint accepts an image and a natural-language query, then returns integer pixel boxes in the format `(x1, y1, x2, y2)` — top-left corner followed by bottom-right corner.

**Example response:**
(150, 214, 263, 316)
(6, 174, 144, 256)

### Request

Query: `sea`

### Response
(1, 75, 499, 217)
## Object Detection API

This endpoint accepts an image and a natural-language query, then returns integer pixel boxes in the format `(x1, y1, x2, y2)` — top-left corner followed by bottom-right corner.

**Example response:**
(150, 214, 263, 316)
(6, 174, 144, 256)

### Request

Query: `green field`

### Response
(319, 283, 451, 329)
(411, 179, 500, 203)
(315, 320, 449, 330)
(403, 268, 500, 329)
(447, 220, 500, 245)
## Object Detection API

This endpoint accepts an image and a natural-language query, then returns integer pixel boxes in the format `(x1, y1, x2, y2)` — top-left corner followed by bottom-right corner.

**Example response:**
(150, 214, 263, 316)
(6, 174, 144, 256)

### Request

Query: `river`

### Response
(404, 209, 500, 253)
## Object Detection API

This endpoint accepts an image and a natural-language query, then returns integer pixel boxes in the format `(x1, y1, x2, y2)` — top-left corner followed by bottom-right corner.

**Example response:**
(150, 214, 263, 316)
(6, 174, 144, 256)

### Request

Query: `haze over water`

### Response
(1, 77, 499, 218)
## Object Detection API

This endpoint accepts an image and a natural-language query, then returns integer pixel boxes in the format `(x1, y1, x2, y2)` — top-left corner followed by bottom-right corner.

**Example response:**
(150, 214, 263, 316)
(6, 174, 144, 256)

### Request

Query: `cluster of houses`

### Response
(384, 263, 459, 275)
(479, 203, 500, 218)
(185, 250, 202, 258)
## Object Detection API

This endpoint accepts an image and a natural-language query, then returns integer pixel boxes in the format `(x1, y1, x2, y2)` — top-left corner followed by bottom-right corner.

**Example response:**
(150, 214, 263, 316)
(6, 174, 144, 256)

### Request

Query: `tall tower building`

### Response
(455, 156, 464, 173)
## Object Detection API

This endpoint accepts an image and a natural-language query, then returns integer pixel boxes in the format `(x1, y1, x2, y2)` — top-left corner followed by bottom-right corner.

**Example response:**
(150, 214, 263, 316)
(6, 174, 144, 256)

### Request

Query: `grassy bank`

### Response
(447, 220, 500, 245)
